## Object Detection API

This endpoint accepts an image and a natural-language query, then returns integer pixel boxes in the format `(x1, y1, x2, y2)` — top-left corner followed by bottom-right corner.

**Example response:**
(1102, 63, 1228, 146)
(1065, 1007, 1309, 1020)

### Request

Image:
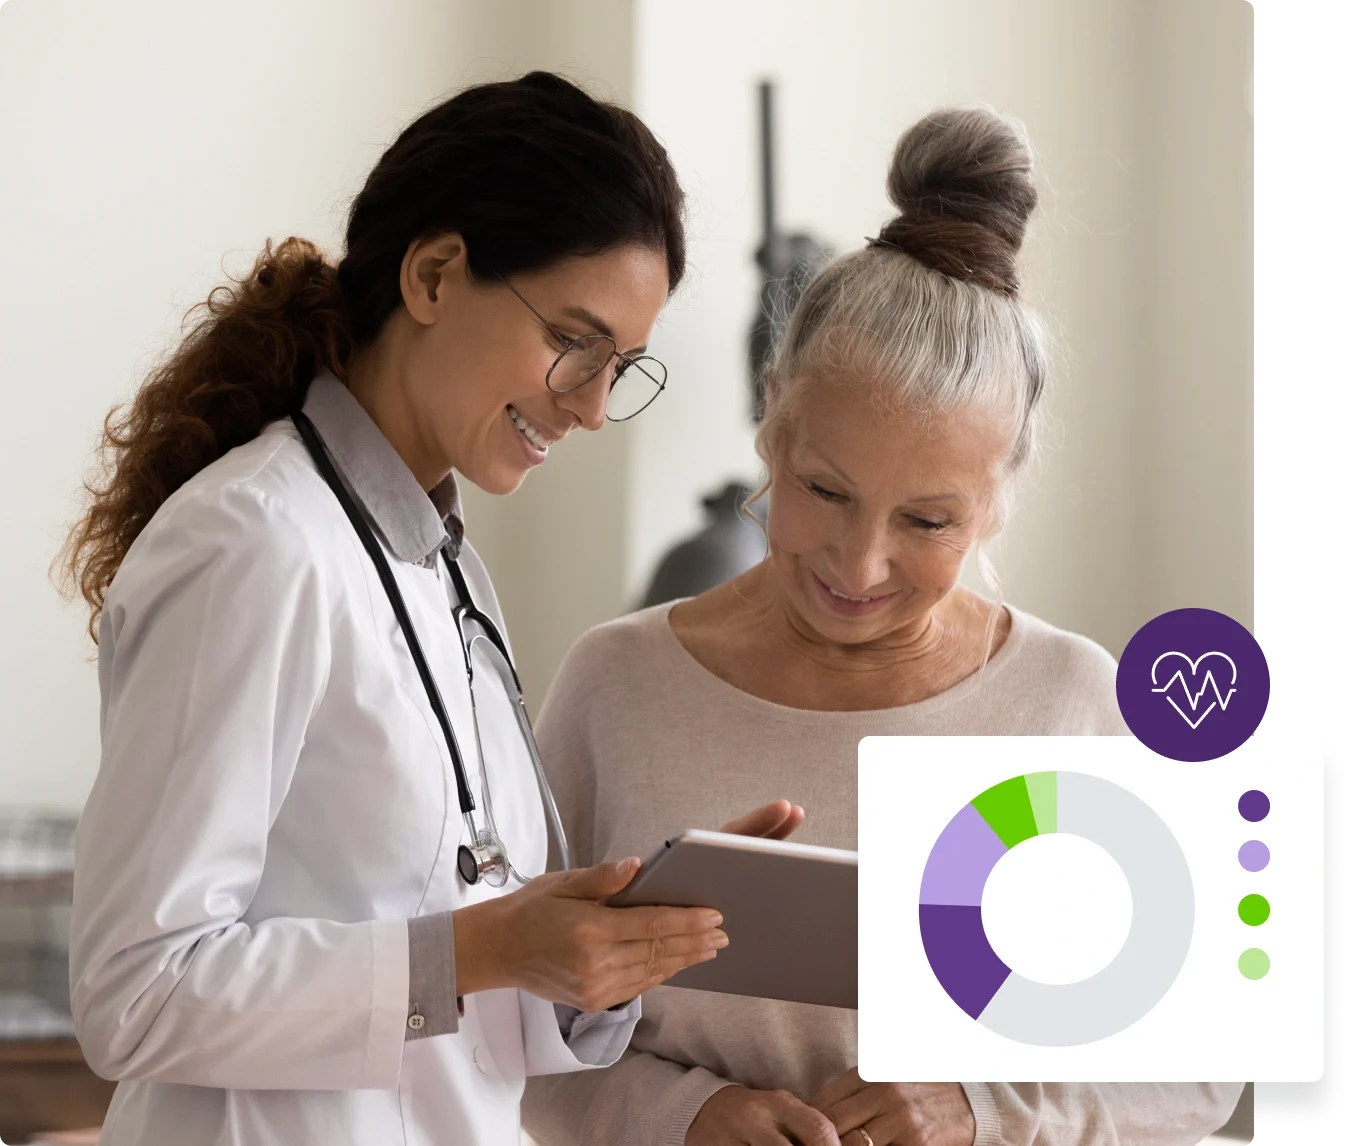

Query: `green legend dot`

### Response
(1239, 948, 1270, 980)
(1238, 894, 1270, 926)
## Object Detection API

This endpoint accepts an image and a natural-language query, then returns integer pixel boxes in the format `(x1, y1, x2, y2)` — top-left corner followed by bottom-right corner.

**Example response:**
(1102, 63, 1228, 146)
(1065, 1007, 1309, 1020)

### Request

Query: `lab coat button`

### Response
(407, 1013, 426, 1031)
(474, 1044, 496, 1076)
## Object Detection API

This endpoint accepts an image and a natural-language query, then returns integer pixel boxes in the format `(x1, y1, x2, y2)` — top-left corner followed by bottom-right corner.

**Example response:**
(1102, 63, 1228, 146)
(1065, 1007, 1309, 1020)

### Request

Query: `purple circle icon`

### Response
(1239, 841, 1270, 872)
(1238, 789, 1270, 822)
(1116, 608, 1270, 761)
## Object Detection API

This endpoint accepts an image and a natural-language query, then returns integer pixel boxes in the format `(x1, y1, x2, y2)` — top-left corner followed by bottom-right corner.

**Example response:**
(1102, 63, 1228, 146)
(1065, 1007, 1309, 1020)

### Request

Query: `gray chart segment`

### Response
(977, 771, 1195, 1046)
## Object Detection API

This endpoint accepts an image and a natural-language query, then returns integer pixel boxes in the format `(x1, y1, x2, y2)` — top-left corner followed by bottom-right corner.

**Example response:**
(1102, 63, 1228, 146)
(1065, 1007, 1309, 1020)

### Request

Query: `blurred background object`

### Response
(0, 811, 115, 1143)
(746, 79, 832, 425)
(638, 482, 766, 609)
(0, 0, 1253, 1140)
(0, 811, 77, 1043)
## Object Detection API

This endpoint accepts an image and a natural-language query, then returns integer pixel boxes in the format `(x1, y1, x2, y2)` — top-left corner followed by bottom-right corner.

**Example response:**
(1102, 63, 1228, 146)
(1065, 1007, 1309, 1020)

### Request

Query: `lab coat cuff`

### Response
(407, 911, 459, 1039)
(961, 1082, 1002, 1146)
(365, 919, 412, 1087)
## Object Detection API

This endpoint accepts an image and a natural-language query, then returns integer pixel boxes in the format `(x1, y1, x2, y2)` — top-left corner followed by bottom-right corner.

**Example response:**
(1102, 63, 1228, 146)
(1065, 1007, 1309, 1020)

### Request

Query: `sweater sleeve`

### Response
(524, 1050, 735, 1146)
(960, 1081, 1246, 1146)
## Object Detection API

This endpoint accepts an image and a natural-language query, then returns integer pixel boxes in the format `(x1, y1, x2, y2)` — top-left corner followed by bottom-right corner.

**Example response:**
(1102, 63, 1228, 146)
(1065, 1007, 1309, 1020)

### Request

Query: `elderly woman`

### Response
(521, 108, 1244, 1146)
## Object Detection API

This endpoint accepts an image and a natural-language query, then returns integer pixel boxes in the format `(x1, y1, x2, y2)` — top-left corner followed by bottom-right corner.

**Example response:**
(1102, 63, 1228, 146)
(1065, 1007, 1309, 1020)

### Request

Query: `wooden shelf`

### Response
(0, 1038, 113, 1144)
(0, 1039, 88, 1065)
(0, 874, 74, 906)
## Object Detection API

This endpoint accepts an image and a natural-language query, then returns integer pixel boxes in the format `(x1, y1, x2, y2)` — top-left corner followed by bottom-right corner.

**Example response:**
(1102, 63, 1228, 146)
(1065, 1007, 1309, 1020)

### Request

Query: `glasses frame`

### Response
(493, 271, 666, 422)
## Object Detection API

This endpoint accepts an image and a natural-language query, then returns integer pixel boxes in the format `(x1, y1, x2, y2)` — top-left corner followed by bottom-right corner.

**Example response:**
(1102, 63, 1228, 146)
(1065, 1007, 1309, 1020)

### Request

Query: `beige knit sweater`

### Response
(520, 602, 1243, 1146)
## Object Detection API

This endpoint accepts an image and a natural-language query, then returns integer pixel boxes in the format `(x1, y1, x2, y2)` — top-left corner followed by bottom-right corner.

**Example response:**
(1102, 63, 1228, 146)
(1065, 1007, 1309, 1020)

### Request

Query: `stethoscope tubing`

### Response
(292, 410, 569, 886)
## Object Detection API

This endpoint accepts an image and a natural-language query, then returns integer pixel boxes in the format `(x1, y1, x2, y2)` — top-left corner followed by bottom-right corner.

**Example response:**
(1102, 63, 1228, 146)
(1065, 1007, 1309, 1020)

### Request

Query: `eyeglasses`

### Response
(495, 272, 667, 422)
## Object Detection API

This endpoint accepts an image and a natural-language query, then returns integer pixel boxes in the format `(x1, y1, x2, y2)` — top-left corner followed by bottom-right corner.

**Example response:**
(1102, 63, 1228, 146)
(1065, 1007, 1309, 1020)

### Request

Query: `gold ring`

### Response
(857, 1130, 875, 1146)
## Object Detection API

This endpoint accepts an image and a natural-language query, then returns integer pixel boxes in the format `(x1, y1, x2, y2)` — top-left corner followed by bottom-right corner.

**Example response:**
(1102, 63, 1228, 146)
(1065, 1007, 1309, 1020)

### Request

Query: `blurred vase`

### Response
(638, 483, 768, 609)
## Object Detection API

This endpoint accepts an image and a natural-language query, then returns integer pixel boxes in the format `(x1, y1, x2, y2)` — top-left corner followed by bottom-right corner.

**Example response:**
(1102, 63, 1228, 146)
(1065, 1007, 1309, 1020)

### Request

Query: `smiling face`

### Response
(764, 374, 1012, 648)
(357, 235, 670, 495)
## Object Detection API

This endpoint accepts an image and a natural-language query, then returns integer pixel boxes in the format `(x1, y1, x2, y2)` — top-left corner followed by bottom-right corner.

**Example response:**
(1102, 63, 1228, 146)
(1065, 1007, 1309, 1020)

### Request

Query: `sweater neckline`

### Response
(651, 598, 1031, 726)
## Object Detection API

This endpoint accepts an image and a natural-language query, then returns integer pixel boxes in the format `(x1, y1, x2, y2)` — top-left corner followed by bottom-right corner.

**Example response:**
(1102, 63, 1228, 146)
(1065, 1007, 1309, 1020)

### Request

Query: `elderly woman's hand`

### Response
(687, 1084, 841, 1146)
(810, 1070, 975, 1146)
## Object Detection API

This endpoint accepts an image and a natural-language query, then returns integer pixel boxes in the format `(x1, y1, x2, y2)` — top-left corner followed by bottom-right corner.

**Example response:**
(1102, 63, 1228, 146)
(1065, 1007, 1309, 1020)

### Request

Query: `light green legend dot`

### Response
(1238, 894, 1270, 926)
(1239, 948, 1270, 980)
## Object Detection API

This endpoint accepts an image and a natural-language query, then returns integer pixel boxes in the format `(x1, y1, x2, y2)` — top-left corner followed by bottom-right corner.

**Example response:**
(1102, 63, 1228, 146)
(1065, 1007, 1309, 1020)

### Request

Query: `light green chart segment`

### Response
(1025, 771, 1057, 834)
(970, 771, 1058, 846)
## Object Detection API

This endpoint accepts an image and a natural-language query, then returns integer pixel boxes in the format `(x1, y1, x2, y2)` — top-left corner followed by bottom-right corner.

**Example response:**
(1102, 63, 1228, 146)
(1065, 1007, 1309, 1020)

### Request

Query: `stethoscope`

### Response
(292, 410, 571, 888)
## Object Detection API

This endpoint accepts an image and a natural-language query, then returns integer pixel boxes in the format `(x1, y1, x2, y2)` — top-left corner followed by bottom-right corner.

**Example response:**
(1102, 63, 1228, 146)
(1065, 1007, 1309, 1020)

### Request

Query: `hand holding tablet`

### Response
(608, 807, 858, 1009)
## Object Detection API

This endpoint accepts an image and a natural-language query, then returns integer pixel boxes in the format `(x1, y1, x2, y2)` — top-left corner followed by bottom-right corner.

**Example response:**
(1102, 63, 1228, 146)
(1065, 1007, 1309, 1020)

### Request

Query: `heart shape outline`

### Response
(1149, 650, 1238, 730)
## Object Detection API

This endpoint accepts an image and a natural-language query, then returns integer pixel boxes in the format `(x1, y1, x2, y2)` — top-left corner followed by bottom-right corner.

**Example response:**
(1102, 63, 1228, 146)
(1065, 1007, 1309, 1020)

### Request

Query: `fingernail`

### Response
(618, 857, 639, 875)
(712, 931, 729, 948)
(707, 912, 724, 928)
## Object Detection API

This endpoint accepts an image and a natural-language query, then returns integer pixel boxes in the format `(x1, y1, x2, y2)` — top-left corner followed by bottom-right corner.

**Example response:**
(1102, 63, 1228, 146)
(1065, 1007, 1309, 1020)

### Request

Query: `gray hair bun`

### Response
(875, 107, 1038, 296)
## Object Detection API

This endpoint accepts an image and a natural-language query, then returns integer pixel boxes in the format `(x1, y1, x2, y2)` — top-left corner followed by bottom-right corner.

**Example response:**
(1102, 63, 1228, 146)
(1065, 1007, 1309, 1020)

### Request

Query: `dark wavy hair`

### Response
(58, 71, 686, 640)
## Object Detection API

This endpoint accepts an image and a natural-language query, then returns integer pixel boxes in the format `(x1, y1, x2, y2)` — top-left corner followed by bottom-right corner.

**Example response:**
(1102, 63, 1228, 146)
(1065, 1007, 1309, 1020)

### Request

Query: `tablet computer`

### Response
(607, 829, 858, 1009)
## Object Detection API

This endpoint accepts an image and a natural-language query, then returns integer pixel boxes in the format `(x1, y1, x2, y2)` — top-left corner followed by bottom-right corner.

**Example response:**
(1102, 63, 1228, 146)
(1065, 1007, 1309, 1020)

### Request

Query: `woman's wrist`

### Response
(452, 898, 516, 997)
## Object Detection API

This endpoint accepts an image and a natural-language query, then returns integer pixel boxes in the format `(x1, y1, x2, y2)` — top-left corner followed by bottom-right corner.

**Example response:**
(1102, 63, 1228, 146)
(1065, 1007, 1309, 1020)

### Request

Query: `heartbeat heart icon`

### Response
(1117, 609, 1267, 760)
(1149, 650, 1238, 729)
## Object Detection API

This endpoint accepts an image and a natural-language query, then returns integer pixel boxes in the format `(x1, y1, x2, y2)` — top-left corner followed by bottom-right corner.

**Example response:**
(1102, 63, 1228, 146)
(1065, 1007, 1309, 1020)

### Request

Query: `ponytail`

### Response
(57, 237, 352, 640)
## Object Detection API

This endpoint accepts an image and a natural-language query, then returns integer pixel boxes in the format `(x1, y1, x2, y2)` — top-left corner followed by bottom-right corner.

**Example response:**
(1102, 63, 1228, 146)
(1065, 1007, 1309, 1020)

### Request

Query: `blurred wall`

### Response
(1138, 0, 1254, 629)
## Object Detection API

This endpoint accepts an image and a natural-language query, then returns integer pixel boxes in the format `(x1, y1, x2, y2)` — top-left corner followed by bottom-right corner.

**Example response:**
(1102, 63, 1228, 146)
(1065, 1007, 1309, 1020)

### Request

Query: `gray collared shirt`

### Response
(302, 370, 462, 1041)
(303, 371, 465, 567)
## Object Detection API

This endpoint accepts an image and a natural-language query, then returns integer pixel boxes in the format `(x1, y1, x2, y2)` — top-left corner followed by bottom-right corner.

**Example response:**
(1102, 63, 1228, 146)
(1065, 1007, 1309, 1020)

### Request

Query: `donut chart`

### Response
(919, 771, 1195, 1046)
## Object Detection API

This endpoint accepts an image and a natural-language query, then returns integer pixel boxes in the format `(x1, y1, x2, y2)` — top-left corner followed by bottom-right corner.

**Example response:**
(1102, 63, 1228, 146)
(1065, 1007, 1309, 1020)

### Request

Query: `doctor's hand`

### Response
(453, 857, 727, 1013)
(810, 1070, 975, 1146)
(720, 799, 805, 841)
(686, 1084, 842, 1146)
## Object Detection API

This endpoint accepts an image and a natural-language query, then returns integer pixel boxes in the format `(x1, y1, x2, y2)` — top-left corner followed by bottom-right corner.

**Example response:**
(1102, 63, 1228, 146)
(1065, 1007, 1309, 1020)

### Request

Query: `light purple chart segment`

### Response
(918, 802, 1013, 1018)
(919, 802, 1008, 906)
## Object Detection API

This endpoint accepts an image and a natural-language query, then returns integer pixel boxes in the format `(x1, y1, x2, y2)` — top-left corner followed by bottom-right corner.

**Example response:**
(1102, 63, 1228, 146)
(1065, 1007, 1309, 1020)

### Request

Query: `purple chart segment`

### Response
(919, 802, 1009, 906)
(919, 904, 1012, 1019)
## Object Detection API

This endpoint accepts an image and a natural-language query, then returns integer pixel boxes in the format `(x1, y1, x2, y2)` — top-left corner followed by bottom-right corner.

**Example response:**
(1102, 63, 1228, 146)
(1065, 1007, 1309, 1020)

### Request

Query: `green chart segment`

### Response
(970, 771, 1058, 846)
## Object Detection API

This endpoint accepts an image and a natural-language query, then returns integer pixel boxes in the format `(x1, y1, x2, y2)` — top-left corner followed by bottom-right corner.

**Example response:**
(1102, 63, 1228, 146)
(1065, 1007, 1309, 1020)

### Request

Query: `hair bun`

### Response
(875, 106, 1038, 296)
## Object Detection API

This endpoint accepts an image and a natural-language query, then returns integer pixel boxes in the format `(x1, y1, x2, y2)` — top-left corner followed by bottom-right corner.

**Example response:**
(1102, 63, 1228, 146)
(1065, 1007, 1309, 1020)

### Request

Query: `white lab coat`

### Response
(68, 415, 636, 1145)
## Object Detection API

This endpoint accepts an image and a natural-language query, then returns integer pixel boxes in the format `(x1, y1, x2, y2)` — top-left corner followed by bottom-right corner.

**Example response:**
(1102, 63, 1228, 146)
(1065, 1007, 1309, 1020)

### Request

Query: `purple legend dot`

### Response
(1239, 790, 1270, 823)
(1239, 840, 1270, 872)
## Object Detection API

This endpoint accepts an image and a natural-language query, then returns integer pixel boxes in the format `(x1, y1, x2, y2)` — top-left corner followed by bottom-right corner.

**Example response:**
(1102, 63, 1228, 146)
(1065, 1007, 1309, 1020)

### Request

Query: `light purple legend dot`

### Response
(1238, 789, 1270, 822)
(1239, 840, 1270, 872)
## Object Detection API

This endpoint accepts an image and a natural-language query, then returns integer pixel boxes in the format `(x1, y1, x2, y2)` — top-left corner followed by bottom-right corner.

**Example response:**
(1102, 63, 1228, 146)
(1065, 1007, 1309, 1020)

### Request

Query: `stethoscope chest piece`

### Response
(458, 837, 508, 887)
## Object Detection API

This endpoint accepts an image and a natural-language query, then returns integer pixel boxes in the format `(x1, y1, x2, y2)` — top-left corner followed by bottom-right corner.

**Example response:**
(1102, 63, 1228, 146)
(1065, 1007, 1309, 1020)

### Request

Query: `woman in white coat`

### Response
(57, 72, 749, 1145)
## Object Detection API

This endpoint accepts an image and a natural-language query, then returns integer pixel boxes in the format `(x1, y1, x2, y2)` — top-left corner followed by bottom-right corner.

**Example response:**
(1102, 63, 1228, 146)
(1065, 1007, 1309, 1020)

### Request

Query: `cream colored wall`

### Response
(1138, 0, 1254, 630)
